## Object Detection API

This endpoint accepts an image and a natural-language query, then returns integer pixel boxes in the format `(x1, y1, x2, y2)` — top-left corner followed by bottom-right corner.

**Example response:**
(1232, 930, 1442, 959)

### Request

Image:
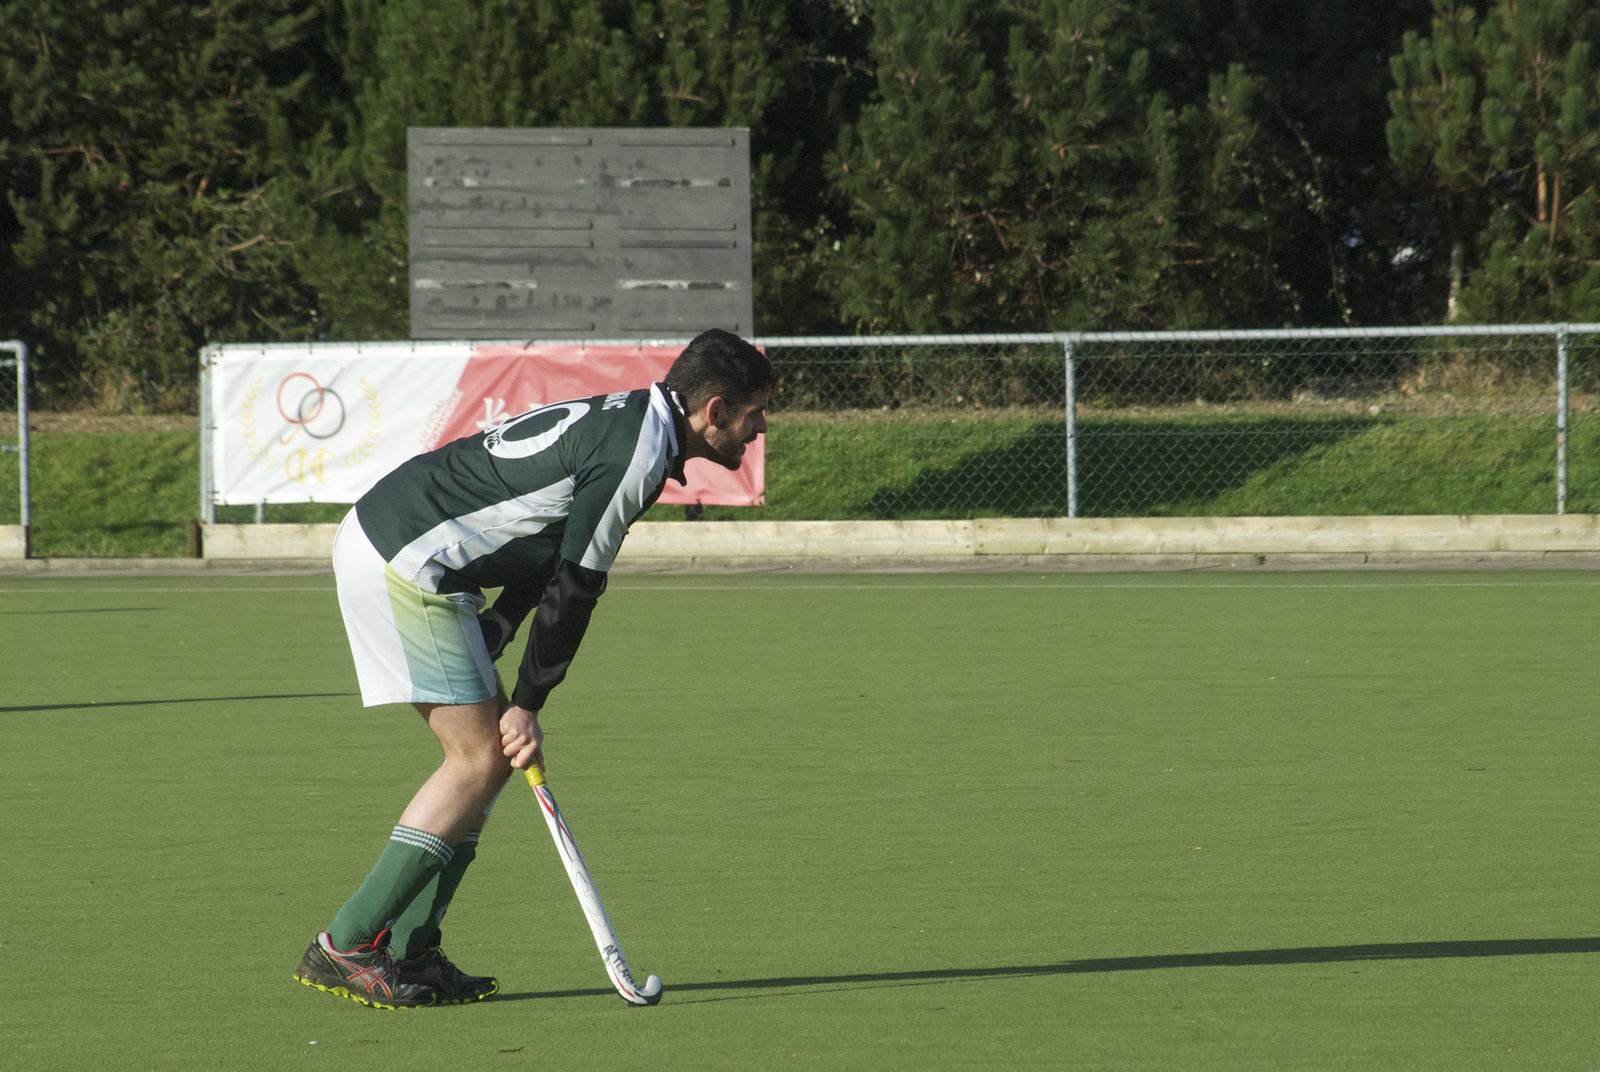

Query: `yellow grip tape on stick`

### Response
(525, 767, 547, 789)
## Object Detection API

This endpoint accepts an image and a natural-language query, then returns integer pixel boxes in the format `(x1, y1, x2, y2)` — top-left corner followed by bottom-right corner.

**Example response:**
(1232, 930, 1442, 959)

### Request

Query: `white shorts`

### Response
(333, 511, 499, 707)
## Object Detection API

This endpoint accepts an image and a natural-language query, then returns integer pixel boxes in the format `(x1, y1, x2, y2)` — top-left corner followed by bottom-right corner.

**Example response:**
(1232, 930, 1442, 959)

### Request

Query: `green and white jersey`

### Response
(355, 384, 686, 593)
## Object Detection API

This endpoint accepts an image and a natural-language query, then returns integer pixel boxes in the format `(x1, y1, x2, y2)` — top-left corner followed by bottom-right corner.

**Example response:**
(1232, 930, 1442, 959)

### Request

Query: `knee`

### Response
(452, 752, 512, 817)
(467, 747, 514, 785)
(440, 737, 512, 789)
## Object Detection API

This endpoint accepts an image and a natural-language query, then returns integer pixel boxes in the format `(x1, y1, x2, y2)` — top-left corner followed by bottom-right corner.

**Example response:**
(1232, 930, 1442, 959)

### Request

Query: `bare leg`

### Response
(398, 697, 513, 844)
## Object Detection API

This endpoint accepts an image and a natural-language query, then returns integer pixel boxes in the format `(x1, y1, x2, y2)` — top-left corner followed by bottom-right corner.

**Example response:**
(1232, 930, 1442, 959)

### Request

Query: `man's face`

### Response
(702, 388, 771, 470)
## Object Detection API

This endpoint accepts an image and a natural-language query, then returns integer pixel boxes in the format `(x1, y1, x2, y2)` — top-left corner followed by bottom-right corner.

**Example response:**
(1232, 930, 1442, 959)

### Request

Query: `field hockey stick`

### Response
(525, 767, 664, 1006)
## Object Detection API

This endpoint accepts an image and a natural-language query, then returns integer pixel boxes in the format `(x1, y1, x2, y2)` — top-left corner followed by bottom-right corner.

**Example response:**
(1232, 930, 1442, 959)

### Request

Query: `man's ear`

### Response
(704, 395, 728, 429)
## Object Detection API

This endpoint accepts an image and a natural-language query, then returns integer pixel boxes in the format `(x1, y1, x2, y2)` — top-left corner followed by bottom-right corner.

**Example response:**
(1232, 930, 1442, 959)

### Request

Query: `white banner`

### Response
(205, 342, 764, 507)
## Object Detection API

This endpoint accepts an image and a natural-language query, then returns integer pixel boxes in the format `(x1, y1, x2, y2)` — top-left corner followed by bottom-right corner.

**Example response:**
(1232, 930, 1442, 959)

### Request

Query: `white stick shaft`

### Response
(526, 769, 658, 1005)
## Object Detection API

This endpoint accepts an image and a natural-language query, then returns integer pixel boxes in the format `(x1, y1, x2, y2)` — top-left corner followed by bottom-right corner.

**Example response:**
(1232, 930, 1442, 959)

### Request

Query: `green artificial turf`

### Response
(3, 570, 1597, 1070)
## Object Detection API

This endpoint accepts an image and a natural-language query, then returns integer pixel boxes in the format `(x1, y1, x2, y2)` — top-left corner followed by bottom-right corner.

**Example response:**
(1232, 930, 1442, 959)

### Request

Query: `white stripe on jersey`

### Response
(651, 384, 682, 459)
(578, 415, 671, 572)
(377, 384, 681, 585)
(389, 475, 579, 586)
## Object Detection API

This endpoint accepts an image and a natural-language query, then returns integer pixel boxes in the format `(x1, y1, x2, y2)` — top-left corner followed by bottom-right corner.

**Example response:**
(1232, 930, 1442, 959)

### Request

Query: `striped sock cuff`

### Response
(460, 829, 481, 846)
(391, 824, 454, 867)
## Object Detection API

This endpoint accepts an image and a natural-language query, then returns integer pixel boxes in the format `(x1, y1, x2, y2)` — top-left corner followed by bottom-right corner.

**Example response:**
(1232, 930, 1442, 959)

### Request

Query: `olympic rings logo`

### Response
(275, 373, 346, 444)
(238, 372, 383, 482)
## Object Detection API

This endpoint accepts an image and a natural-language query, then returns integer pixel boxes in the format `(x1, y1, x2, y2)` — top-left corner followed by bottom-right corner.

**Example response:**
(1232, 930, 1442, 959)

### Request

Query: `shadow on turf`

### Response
(0, 692, 354, 713)
(495, 937, 1600, 1003)
(0, 607, 161, 614)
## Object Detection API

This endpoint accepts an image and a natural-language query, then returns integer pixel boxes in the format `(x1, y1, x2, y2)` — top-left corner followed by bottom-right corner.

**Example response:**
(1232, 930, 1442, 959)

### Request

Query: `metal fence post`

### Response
(1064, 337, 1079, 519)
(1556, 325, 1569, 516)
(198, 346, 216, 525)
(2, 341, 29, 550)
(18, 342, 27, 542)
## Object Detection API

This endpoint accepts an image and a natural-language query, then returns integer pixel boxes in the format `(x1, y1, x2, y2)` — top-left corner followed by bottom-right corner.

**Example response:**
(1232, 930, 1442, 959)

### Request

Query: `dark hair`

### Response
(663, 329, 775, 412)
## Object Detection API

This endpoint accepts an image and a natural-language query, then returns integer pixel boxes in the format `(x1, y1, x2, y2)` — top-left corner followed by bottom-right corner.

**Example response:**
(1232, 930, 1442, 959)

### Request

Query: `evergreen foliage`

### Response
(1, 0, 1594, 410)
(0, 0, 330, 409)
(1388, 0, 1600, 321)
(822, 0, 1284, 332)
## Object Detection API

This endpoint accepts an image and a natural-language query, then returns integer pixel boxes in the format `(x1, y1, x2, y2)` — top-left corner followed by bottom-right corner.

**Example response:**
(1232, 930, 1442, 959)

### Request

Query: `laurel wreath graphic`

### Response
(343, 378, 383, 468)
(239, 378, 273, 468)
(241, 374, 380, 476)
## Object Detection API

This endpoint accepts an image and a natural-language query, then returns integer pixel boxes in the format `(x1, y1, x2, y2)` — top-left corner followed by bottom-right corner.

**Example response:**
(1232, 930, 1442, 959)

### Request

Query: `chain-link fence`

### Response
(0, 341, 29, 529)
(754, 326, 1599, 519)
(11, 326, 1593, 559)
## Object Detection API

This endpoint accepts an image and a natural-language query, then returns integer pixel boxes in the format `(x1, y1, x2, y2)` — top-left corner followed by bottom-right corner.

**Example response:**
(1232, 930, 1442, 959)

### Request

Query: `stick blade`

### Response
(626, 974, 663, 1007)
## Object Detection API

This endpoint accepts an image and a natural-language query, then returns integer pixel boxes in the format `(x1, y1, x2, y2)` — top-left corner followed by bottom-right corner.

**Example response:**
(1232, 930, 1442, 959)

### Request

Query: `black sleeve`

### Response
(480, 582, 540, 658)
(489, 583, 542, 630)
(510, 558, 608, 711)
(479, 571, 549, 659)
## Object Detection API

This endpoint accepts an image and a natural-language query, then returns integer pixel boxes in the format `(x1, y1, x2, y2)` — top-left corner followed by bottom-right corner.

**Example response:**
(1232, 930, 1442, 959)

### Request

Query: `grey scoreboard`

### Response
(408, 128, 753, 339)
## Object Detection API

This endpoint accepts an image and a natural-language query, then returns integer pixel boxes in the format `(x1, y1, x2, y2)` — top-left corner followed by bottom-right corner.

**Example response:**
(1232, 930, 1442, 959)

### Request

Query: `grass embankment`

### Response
(1, 411, 1594, 556)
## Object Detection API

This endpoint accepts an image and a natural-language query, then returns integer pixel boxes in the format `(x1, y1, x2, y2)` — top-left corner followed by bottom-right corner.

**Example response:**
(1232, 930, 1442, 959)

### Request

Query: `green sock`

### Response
(327, 825, 454, 951)
(392, 830, 480, 960)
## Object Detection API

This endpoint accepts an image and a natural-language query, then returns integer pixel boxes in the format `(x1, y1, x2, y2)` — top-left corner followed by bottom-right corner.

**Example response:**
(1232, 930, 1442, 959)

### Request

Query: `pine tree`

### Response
(743, 2, 876, 332)
(0, 0, 328, 409)
(1388, 0, 1600, 321)
(1153, 0, 1441, 324)
(820, 0, 1279, 332)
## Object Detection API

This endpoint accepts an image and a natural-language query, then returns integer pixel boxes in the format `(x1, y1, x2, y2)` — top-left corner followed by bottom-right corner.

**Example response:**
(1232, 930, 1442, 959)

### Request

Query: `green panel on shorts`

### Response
(383, 566, 492, 704)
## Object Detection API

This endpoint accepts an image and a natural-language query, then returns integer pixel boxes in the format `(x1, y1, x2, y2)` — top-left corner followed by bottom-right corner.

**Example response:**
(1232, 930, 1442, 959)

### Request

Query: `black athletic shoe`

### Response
(397, 930, 498, 1004)
(294, 929, 437, 1009)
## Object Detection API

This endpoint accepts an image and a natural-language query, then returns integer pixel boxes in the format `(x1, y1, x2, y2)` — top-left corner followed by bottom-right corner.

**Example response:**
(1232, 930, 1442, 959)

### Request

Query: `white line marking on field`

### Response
(2, 578, 1596, 596)
(0, 586, 337, 594)
(605, 580, 1600, 592)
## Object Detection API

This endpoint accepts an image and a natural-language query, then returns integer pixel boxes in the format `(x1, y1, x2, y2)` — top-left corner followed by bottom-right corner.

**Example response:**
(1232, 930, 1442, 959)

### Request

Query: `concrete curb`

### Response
(1, 525, 24, 559)
(4, 515, 1599, 574)
(188, 514, 1600, 564)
